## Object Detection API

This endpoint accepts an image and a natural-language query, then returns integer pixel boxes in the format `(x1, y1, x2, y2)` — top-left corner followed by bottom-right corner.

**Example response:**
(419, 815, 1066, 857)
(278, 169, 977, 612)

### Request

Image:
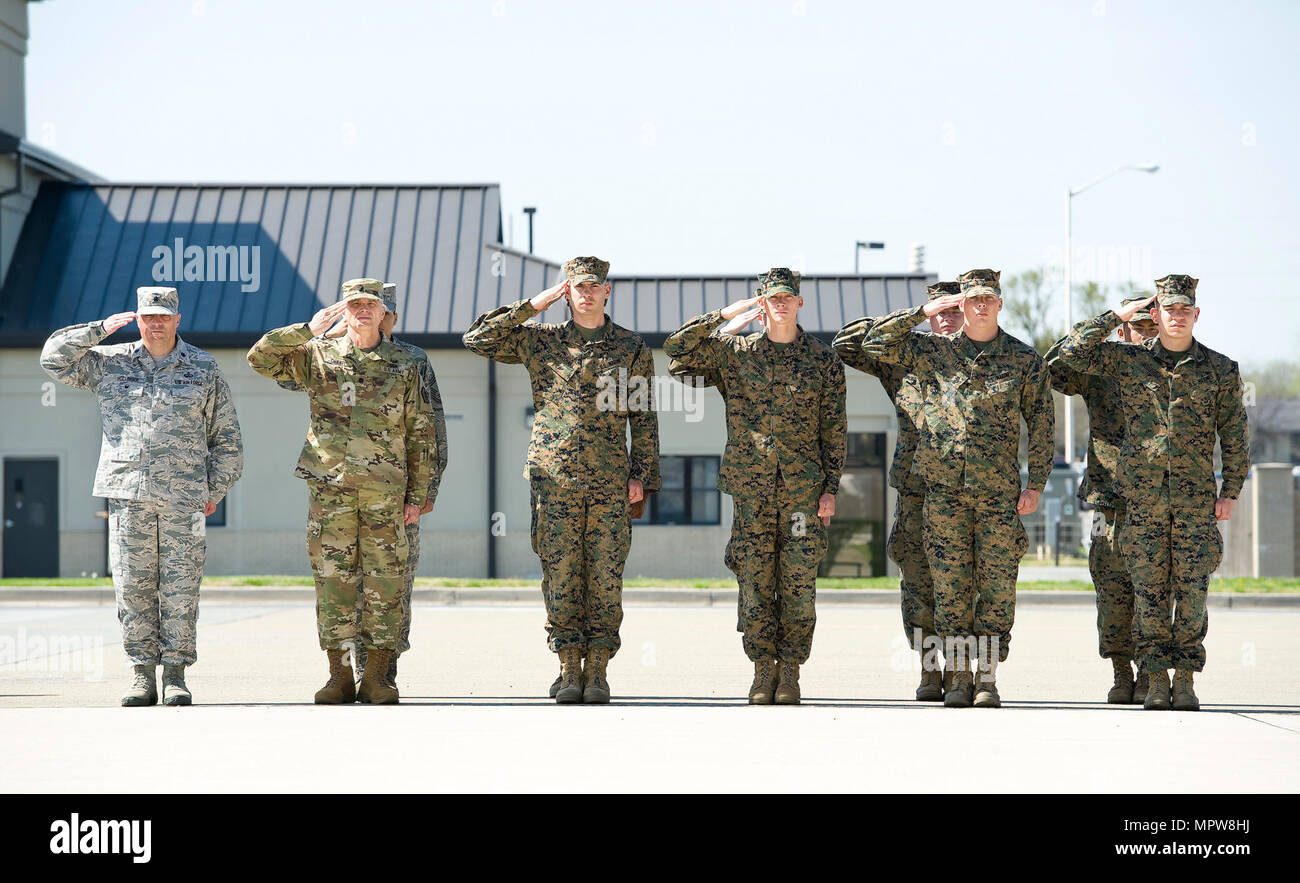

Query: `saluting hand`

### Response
(101, 312, 137, 334)
(923, 293, 964, 317)
(530, 279, 570, 312)
(721, 305, 764, 335)
(720, 295, 763, 321)
(309, 302, 348, 336)
(1115, 292, 1158, 324)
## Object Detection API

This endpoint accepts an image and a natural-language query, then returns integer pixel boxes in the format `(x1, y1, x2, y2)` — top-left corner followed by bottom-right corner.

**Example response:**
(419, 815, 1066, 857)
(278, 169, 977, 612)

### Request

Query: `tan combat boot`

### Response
(314, 649, 357, 704)
(973, 651, 1001, 709)
(1132, 670, 1150, 705)
(944, 655, 973, 708)
(774, 661, 801, 705)
(357, 649, 399, 704)
(584, 647, 612, 704)
(1171, 668, 1200, 711)
(1143, 669, 1171, 710)
(1107, 656, 1135, 704)
(121, 664, 158, 707)
(555, 646, 584, 704)
(915, 655, 944, 702)
(161, 664, 192, 706)
(748, 659, 776, 705)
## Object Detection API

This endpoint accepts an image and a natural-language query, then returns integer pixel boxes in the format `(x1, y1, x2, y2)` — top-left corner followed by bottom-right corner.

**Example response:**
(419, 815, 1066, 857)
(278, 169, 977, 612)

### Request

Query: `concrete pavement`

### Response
(1, 600, 1297, 792)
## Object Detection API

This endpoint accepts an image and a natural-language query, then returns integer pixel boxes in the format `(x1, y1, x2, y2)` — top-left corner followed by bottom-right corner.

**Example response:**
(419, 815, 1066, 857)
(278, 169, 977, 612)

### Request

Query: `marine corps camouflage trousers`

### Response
(1089, 505, 1135, 660)
(726, 478, 826, 664)
(109, 498, 206, 667)
(307, 482, 407, 651)
(923, 486, 1026, 664)
(1121, 487, 1223, 674)
(530, 479, 630, 656)
(888, 481, 935, 651)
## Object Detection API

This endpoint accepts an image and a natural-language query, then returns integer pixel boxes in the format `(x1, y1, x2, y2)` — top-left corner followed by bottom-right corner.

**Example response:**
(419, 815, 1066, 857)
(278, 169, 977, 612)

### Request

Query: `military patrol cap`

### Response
(759, 267, 801, 297)
(564, 256, 610, 285)
(381, 282, 398, 314)
(926, 281, 961, 301)
(1121, 293, 1158, 325)
(136, 286, 179, 316)
(340, 277, 385, 304)
(958, 269, 1001, 298)
(1154, 274, 1198, 307)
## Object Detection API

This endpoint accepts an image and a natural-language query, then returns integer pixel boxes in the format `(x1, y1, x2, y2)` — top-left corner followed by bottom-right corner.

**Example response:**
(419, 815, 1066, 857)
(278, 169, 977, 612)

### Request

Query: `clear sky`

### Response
(24, 0, 1300, 364)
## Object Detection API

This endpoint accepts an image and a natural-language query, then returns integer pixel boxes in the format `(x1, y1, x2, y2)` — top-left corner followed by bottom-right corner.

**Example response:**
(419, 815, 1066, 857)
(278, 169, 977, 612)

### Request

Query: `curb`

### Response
(1, 586, 1297, 608)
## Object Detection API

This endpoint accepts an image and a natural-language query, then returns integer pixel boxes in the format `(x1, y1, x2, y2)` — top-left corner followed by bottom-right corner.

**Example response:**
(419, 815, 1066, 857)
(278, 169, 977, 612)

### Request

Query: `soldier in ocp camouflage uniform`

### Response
(41, 286, 243, 707)
(463, 257, 661, 705)
(1056, 276, 1249, 711)
(248, 278, 433, 705)
(665, 268, 846, 706)
(1044, 294, 1158, 704)
(834, 281, 964, 701)
(857, 270, 1054, 709)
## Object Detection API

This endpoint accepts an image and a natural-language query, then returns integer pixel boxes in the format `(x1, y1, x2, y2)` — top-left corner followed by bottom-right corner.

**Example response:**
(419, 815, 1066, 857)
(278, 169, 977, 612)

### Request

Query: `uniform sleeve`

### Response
(662, 310, 729, 371)
(628, 343, 662, 493)
(402, 363, 434, 507)
(1021, 355, 1056, 493)
(832, 316, 887, 376)
(420, 358, 449, 507)
(246, 323, 315, 386)
(666, 355, 722, 389)
(820, 354, 848, 496)
(1043, 334, 1090, 397)
(40, 322, 110, 391)
(205, 368, 244, 503)
(461, 298, 538, 364)
(1216, 360, 1251, 499)
(855, 306, 927, 367)
(1055, 312, 1128, 377)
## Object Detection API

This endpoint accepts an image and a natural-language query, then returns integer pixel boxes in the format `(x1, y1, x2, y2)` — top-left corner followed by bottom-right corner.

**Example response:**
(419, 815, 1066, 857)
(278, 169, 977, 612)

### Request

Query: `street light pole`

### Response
(1062, 162, 1158, 465)
(855, 241, 884, 274)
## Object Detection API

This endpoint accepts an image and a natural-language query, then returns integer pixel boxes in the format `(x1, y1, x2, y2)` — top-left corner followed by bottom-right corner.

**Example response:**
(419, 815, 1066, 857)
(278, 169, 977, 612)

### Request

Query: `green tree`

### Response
(1001, 268, 1059, 355)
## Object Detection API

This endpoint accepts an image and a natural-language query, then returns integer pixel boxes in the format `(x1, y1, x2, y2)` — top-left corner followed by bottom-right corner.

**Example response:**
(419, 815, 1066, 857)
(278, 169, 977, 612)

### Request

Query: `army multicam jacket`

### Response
(833, 316, 928, 493)
(40, 323, 244, 509)
(1056, 312, 1249, 509)
(246, 324, 433, 506)
(462, 299, 661, 492)
(1044, 335, 1126, 511)
(664, 311, 846, 500)
(271, 335, 448, 507)
(857, 306, 1054, 501)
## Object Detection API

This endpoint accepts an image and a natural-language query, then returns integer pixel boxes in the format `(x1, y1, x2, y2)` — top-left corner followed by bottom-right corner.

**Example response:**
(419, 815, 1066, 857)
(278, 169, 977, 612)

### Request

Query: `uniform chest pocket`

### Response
(100, 378, 146, 399)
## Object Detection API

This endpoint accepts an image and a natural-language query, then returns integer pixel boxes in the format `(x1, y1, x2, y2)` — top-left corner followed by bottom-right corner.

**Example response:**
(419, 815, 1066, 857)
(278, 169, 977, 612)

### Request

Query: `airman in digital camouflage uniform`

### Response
(833, 281, 964, 701)
(41, 286, 243, 707)
(1056, 276, 1249, 711)
(1044, 293, 1158, 704)
(857, 270, 1054, 709)
(665, 269, 846, 706)
(463, 257, 661, 704)
(247, 278, 433, 705)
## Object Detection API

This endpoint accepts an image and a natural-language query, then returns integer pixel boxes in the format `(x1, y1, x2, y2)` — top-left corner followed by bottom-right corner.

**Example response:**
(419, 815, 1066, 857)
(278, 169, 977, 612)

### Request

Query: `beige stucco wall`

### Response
(0, 344, 899, 578)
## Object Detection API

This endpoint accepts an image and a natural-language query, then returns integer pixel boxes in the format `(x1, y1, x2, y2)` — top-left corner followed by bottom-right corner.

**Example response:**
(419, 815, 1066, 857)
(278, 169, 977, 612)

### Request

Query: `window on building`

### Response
(1291, 432, 1300, 466)
(632, 456, 720, 525)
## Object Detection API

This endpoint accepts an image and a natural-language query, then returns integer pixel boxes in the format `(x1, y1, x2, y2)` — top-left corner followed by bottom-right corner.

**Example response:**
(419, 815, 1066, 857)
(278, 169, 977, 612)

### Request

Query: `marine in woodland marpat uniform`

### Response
(833, 281, 964, 701)
(41, 286, 243, 707)
(1056, 275, 1249, 711)
(1044, 294, 1159, 704)
(247, 277, 433, 706)
(856, 269, 1054, 709)
(463, 256, 661, 705)
(665, 268, 846, 706)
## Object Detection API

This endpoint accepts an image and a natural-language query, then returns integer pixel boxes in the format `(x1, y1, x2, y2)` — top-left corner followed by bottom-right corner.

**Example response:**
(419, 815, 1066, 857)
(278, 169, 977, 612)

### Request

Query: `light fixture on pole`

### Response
(855, 241, 884, 274)
(1063, 162, 1159, 464)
